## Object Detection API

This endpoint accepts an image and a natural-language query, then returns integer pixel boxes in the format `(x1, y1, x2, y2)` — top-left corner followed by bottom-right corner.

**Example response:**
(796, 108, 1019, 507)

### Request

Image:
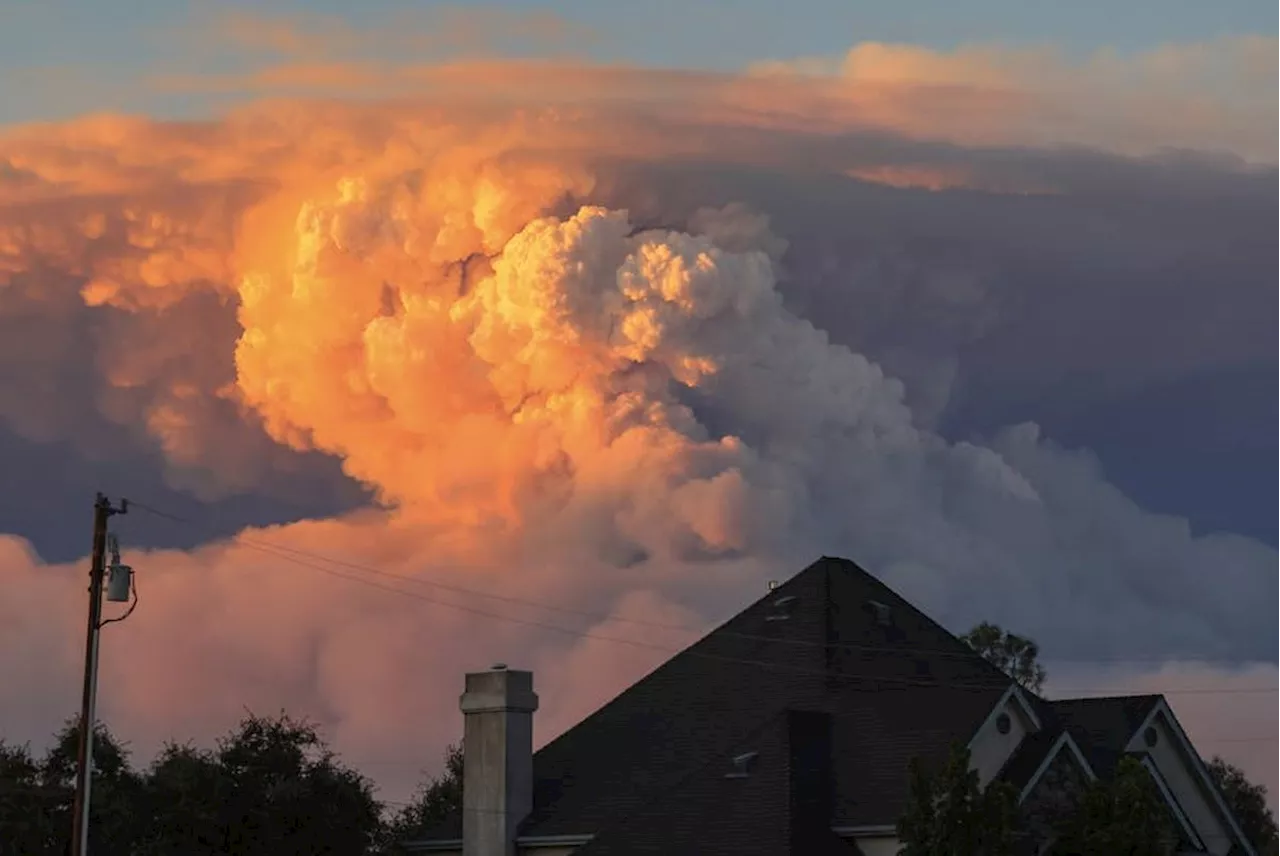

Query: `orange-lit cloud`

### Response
(131, 34, 1280, 162)
(843, 164, 1058, 194)
(0, 29, 1275, 807)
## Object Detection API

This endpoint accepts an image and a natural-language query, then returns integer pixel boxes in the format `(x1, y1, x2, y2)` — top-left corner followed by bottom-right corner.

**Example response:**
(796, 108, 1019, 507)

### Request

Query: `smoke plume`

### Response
(0, 42, 1275, 808)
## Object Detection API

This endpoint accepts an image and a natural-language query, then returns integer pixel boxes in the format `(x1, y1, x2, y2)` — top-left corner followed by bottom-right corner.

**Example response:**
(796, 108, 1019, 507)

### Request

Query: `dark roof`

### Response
(1046, 695, 1160, 776)
(571, 710, 859, 856)
(1005, 695, 1255, 855)
(416, 556, 1016, 848)
(992, 694, 1161, 798)
(997, 728, 1062, 793)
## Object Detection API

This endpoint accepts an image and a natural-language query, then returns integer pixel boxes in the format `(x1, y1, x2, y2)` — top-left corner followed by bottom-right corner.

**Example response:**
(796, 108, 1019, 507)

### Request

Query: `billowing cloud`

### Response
(749, 36, 1277, 161)
(0, 38, 1274, 809)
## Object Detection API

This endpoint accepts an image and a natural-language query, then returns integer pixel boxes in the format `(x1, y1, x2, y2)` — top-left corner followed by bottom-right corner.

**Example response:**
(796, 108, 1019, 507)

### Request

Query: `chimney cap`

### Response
(461, 667, 538, 714)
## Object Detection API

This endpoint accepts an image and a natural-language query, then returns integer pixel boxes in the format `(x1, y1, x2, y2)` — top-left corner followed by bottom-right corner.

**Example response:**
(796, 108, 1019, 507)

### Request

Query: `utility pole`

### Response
(71, 493, 127, 856)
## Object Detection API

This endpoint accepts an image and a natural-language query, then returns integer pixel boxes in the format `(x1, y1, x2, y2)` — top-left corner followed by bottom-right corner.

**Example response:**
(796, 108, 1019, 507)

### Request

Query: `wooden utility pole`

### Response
(70, 493, 126, 856)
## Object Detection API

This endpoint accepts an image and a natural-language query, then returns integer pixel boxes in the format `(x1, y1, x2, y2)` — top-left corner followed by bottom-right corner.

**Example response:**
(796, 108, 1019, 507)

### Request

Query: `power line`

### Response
(123, 498, 1277, 670)
(121, 498, 1279, 699)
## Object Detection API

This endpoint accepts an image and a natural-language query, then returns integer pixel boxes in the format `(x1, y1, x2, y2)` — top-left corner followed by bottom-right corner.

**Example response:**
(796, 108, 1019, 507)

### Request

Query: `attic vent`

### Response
(724, 751, 759, 778)
(867, 600, 892, 626)
(765, 595, 797, 622)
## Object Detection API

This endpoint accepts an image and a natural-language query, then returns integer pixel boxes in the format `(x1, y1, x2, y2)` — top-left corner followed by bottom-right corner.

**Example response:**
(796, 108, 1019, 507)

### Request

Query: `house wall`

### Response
(969, 693, 1033, 786)
(1128, 712, 1230, 855)
(411, 844, 578, 855)
(854, 834, 902, 856)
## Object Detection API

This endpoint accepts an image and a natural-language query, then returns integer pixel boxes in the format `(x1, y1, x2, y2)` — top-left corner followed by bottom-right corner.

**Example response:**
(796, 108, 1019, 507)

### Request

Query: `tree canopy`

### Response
(1208, 756, 1278, 856)
(960, 620, 1047, 693)
(375, 744, 463, 855)
(1049, 755, 1177, 855)
(897, 742, 1018, 856)
(0, 714, 387, 856)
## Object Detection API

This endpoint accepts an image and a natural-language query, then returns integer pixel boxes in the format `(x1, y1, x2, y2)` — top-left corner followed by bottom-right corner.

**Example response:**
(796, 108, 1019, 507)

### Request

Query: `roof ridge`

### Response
(815, 556, 1014, 687)
(1049, 693, 1164, 703)
(530, 558, 834, 763)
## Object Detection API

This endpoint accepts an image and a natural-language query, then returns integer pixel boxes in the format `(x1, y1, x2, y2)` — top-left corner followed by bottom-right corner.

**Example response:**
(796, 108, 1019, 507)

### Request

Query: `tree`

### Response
(210, 712, 382, 856)
(1, 712, 386, 856)
(1051, 756, 1176, 855)
(1207, 757, 1278, 855)
(37, 717, 143, 856)
(135, 742, 232, 855)
(0, 740, 57, 856)
(962, 621, 1047, 693)
(375, 743, 463, 855)
(897, 742, 1018, 856)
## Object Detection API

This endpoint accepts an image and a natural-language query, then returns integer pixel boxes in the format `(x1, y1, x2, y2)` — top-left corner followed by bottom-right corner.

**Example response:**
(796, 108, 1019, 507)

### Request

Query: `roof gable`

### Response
(415, 556, 1018, 845)
(1128, 698, 1256, 856)
(1046, 694, 1161, 776)
(520, 560, 838, 838)
(520, 557, 1015, 838)
(1009, 695, 1256, 856)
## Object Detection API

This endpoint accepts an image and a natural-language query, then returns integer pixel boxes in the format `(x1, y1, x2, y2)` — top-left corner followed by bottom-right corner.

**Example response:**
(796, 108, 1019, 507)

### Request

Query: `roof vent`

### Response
(767, 580, 779, 591)
(724, 751, 759, 778)
(765, 595, 796, 622)
(868, 600, 892, 627)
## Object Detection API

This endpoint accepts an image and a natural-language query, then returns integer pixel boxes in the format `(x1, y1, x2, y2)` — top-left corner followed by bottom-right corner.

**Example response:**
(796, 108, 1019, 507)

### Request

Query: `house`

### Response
(408, 556, 1256, 855)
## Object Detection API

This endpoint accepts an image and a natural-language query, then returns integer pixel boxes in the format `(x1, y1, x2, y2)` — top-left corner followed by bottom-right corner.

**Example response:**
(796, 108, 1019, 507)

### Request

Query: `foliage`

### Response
(0, 740, 57, 856)
(0, 713, 383, 856)
(1050, 756, 1176, 856)
(26, 717, 144, 856)
(1208, 756, 1278, 855)
(374, 743, 464, 854)
(961, 621, 1047, 693)
(897, 742, 1018, 856)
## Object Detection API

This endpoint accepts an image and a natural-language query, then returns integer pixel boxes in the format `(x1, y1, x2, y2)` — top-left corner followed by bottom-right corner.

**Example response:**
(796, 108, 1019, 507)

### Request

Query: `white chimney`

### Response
(460, 665, 539, 856)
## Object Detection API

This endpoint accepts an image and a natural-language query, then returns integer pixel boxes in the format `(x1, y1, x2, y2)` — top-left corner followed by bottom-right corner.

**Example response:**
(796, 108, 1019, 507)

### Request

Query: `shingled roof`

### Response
(1045, 695, 1162, 776)
(413, 556, 1018, 850)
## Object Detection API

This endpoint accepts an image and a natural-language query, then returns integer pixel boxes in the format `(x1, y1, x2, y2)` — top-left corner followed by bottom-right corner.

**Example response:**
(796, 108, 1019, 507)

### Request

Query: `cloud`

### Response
(129, 32, 1277, 163)
(0, 42, 1274, 806)
(749, 36, 1277, 161)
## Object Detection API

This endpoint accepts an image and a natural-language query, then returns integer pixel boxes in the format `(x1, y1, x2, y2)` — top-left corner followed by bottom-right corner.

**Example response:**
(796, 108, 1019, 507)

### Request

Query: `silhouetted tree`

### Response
(375, 743, 463, 854)
(134, 742, 231, 855)
(897, 742, 1018, 856)
(962, 621, 1047, 693)
(36, 718, 143, 856)
(1208, 757, 1278, 855)
(1051, 756, 1176, 855)
(0, 740, 57, 856)
(209, 712, 381, 856)
(2, 713, 385, 856)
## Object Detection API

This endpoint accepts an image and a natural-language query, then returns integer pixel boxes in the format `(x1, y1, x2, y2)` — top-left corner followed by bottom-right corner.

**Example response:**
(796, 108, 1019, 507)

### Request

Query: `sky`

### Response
(0, 0, 1276, 817)
(2, 0, 1276, 120)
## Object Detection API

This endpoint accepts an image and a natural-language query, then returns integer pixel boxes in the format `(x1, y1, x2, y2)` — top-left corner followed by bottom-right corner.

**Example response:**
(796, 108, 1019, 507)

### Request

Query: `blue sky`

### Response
(1, 0, 1275, 122)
